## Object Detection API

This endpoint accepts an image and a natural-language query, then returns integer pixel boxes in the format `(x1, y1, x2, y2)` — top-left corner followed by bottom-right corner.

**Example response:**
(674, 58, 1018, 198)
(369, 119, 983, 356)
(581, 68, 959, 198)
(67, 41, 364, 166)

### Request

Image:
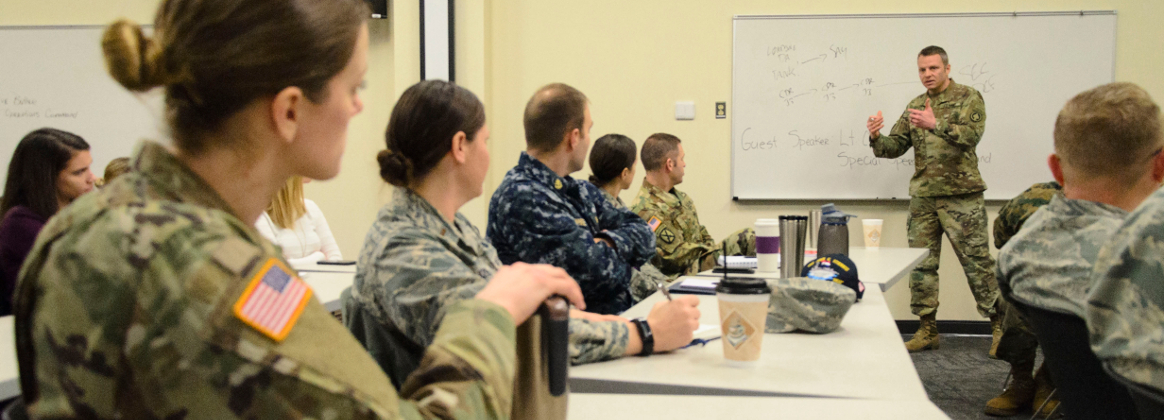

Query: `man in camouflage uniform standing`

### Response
(997, 82, 1162, 419)
(985, 181, 1061, 417)
(631, 133, 755, 278)
(865, 45, 1001, 353)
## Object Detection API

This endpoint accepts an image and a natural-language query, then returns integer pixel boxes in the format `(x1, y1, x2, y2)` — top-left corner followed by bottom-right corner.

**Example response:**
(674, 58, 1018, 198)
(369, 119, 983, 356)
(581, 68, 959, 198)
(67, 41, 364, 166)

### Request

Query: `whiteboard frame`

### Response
(0, 24, 163, 190)
(729, 11, 1118, 201)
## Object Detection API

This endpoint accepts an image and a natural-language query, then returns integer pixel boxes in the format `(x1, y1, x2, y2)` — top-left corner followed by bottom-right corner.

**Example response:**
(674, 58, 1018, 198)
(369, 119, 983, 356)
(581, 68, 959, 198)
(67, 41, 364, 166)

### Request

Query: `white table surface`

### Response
(299, 270, 354, 312)
(0, 317, 16, 400)
(691, 247, 927, 291)
(570, 286, 928, 401)
(293, 261, 357, 274)
(568, 394, 950, 420)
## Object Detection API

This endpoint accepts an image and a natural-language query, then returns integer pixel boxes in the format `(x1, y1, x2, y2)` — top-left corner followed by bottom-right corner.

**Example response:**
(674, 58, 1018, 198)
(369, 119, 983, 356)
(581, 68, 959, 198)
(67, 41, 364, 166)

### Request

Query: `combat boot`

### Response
(904, 313, 939, 352)
(984, 366, 1036, 416)
(988, 313, 1003, 359)
(1032, 363, 1060, 418)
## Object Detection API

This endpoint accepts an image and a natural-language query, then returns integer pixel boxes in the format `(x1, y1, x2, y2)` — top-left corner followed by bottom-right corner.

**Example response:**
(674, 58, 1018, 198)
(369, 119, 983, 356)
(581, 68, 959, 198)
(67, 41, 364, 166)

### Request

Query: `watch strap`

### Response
(631, 318, 653, 356)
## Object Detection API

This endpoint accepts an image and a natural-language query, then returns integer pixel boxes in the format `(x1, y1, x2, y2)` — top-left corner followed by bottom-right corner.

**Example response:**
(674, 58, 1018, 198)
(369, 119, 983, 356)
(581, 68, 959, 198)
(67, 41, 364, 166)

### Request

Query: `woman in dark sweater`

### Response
(0, 128, 94, 315)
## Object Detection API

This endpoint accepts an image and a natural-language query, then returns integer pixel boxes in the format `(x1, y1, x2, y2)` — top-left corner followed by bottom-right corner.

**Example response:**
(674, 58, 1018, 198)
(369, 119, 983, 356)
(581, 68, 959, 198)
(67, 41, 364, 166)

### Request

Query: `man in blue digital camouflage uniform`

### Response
(487, 83, 663, 315)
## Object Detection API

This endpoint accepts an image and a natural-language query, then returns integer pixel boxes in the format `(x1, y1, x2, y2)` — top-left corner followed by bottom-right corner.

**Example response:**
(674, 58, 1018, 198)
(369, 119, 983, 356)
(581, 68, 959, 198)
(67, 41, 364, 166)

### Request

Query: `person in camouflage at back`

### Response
(865, 45, 1001, 354)
(586, 133, 671, 301)
(985, 181, 1061, 417)
(631, 133, 755, 278)
(13, 3, 591, 418)
(996, 82, 1163, 419)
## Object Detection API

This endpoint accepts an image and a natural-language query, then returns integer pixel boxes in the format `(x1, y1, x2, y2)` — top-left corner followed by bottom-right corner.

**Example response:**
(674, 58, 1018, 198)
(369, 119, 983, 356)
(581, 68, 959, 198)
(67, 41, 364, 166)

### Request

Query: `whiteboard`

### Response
(731, 12, 1116, 200)
(0, 25, 166, 187)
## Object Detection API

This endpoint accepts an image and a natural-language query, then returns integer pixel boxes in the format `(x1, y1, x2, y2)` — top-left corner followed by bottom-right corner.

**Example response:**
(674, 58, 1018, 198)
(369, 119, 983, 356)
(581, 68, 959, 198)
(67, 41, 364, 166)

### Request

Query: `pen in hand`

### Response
(656, 280, 673, 301)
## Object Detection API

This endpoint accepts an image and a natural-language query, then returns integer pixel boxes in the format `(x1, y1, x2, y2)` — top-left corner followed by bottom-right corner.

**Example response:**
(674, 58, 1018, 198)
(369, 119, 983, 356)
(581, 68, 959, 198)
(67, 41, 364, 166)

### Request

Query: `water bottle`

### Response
(817, 216, 850, 257)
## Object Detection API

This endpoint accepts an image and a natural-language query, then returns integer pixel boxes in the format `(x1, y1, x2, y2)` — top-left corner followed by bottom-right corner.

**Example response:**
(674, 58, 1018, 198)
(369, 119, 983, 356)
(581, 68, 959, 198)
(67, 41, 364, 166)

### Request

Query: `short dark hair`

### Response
(378, 80, 486, 187)
(588, 134, 637, 186)
(523, 83, 588, 152)
(641, 133, 682, 172)
(1054, 82, 1162, 185)
(918, 45, 948, 65)
(1, 128, 90, 219)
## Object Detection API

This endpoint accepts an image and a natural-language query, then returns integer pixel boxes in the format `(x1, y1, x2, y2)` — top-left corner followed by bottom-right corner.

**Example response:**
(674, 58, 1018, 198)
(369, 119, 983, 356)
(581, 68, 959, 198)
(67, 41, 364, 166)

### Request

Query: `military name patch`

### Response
(970, 111, 983, 123)
(234, 258, 312, 342)
(647, 216, 662, 232)
(658, 227, 676, 244)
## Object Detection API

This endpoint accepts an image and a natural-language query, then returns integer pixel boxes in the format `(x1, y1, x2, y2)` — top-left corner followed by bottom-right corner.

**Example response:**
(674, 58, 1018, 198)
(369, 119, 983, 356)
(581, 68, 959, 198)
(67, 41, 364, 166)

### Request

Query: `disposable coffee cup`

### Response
(754, 219, 781, 272)
(862, 219, 883, 248)
(715, 278, 771, 363)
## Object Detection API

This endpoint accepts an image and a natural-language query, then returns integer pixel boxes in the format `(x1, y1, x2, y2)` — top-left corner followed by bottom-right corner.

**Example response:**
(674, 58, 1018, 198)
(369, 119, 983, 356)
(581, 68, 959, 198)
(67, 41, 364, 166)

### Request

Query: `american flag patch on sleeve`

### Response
(233, 258, 313, 342)
(648, 216, 662, 232)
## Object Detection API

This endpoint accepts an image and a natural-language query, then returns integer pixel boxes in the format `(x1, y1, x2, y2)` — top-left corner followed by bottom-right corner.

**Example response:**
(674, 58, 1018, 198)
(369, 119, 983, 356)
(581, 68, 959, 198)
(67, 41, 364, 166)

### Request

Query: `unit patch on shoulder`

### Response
(234, 258, 313, 342)
(647, 216, 662, 232)
(970, 111, 983, 123)
(658, 227, 676, 244)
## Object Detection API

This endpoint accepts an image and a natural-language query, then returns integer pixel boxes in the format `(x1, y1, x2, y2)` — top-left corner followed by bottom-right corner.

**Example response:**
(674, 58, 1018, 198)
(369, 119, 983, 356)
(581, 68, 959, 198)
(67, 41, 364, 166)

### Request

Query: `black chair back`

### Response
(1106, 365, 1164, 419)
(1015, 301, 1140, 419)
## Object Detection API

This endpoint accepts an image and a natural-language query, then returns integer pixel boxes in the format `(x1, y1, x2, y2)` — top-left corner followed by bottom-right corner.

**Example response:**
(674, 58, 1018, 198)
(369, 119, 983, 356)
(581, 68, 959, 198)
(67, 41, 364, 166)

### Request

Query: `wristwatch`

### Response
(631, 318, 654, 356)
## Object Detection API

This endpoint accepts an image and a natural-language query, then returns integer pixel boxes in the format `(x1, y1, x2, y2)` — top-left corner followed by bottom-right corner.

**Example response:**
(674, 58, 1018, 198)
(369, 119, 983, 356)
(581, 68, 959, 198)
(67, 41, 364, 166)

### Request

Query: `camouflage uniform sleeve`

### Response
(21, 231, 517, 419)
(400, 299, 519, 419)
(634, 200, 714, 276)
(363, 231, 487, 348)
(1087, 191, 1164, 393)
(934, 90, 986, 149)
(567, 318, 630, 365)
(994, 195, 1023, 249)
(870, 103, 915, 159)
(590, 183, 654, 268)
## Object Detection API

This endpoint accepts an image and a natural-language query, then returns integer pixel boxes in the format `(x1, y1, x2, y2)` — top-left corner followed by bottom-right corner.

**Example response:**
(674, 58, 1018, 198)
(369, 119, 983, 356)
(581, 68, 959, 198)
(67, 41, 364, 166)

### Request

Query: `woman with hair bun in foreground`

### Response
(13, 0, 583, 418)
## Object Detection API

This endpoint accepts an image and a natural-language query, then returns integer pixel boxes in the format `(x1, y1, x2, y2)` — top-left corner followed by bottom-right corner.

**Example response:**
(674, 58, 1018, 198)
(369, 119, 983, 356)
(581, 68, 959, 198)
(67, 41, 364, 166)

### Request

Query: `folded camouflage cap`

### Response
(764, 277, 856, 334)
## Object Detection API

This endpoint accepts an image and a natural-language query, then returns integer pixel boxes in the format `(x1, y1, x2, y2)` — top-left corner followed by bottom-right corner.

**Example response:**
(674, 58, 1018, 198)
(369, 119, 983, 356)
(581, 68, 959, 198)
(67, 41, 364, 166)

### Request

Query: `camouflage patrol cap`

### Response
(764, 277, 856, 334)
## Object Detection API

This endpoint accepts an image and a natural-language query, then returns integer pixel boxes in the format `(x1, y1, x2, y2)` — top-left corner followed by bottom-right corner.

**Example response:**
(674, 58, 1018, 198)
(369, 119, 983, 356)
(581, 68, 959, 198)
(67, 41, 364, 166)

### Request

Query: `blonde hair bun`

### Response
(102, 19, 164, 92)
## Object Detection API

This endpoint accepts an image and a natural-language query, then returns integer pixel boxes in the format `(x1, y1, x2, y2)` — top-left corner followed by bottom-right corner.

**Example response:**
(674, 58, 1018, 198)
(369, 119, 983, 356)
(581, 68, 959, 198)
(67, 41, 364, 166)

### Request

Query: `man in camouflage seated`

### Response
(631, 133, 755, 278)
(985, 181, 1061, 417)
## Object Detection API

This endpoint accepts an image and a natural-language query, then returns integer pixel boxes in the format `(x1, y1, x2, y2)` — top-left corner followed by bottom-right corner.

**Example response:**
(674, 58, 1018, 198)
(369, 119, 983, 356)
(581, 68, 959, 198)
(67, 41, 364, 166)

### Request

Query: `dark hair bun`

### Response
(102, 19, 165, 92)
(377, 149, 413, 187)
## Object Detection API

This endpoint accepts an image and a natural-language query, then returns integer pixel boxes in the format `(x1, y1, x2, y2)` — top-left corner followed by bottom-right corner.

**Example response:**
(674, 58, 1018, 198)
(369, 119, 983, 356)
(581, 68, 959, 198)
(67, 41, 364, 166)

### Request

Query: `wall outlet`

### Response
(675, 101, 695, 120)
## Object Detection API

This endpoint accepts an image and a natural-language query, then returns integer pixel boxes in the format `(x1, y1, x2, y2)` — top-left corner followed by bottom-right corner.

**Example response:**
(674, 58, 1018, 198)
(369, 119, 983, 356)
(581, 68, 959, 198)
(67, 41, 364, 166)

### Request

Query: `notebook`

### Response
(669, 278, 719, 295)
(717, 255, 759, 269)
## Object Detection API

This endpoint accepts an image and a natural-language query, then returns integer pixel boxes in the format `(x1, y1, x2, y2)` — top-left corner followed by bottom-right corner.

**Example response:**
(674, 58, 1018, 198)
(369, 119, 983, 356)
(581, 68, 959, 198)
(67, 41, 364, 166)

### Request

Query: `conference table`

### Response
(0, 250, 932, 416)
(570, 246, 936, 417)
(690, 247, 928, 291)
(298, 265, 357, 312)
(569, 394, 949, 420)
(570, 286, 928, 401)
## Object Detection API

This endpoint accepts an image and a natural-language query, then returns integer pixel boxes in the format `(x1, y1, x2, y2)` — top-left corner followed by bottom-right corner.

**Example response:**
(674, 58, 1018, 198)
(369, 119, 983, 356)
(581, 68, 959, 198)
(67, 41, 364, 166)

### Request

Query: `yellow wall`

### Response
(6, 0, 1162, 321)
